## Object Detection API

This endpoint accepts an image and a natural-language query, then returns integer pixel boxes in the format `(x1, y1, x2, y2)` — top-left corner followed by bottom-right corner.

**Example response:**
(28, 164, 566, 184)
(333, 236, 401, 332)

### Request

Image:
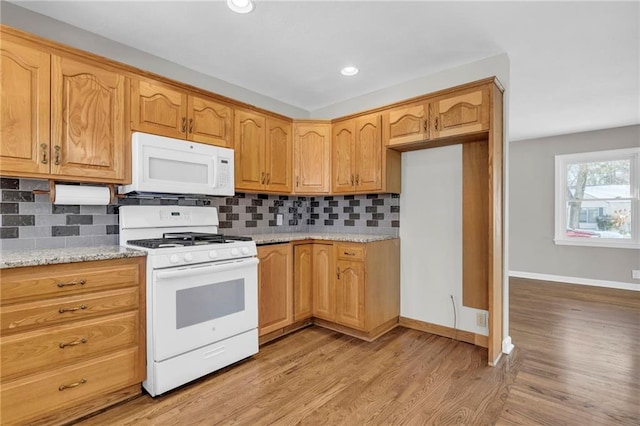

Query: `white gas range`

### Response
(119, 205, 258, 397)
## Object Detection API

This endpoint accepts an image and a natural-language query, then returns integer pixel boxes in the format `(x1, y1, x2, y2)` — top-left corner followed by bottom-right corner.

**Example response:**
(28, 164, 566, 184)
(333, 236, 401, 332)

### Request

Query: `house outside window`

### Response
(555, 147, 640, 249)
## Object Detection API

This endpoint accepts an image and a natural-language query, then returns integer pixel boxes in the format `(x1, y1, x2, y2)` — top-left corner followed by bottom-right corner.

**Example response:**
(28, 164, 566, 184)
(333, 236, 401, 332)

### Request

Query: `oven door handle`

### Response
(155, 257, 259, 280)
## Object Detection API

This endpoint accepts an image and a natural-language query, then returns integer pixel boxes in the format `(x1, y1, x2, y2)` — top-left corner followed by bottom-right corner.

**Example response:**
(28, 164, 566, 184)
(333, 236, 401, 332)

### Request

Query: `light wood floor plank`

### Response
(75, 277, 639, 425)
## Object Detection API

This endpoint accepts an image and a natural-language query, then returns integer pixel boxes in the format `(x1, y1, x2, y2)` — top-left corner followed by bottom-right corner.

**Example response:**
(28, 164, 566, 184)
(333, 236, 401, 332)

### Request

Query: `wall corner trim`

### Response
(509, 271, 640, 292)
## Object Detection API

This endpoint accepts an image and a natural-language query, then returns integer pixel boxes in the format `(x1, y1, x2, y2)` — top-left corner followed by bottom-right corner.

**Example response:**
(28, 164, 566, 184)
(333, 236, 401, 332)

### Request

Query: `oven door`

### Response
(152, 257, 258, 362)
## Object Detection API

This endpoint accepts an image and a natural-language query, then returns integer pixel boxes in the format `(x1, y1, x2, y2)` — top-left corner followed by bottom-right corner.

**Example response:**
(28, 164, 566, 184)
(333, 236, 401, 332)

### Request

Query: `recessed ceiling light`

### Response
(227, 0, 254, 14)
(341, 66, 359, 76)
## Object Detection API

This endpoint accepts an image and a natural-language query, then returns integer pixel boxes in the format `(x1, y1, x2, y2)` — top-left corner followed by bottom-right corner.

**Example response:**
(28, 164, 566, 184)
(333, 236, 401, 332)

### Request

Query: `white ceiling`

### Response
(7, 0, 640, 141)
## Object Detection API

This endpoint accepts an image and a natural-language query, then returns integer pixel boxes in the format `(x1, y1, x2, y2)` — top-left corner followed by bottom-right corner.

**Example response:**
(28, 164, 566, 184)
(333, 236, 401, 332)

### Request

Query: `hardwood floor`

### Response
(76, 278, 639, 425)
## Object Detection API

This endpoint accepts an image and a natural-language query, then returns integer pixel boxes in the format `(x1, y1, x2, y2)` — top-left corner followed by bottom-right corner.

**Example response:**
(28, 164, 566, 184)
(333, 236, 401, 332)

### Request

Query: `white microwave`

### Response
(119, 132, 234, 197)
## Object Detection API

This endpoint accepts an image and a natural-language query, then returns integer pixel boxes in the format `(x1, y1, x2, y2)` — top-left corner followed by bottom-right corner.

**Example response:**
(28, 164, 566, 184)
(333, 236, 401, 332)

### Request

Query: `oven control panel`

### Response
(150, 243, 257, 269)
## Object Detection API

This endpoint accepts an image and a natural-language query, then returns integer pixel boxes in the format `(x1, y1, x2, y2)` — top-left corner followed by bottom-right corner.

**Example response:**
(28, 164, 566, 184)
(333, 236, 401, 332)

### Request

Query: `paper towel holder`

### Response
(32, 180, 119, 204)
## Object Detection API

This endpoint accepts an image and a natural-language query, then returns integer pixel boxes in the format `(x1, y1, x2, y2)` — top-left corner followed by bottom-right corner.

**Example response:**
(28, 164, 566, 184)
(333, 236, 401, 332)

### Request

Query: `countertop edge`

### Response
(249, 233, 399, 245)
(0, 246, 147, 269)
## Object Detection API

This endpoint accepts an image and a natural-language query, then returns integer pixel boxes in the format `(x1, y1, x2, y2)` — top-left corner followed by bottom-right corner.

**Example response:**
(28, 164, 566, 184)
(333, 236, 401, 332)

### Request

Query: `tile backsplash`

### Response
(0, 177, 399, 250)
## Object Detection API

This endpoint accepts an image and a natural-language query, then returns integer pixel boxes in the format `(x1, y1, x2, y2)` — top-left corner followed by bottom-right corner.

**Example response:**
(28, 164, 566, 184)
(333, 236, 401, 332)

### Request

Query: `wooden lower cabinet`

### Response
(260, 239, 400, 344)
(0, 257, 146, 426)
(258, 244, 293, 336)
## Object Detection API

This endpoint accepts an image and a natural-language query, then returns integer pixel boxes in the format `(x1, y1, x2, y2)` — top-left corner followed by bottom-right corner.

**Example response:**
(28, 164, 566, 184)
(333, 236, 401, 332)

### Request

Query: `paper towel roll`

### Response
(53, 184, 112, 205)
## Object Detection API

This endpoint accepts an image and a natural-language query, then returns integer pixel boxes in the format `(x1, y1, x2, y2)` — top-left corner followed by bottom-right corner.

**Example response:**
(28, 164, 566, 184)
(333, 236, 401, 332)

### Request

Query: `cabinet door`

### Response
(293, 244, 313, 321)
(293, 123, 331, 194)
(265, 117, 292, 193)
(131, 79, 187, 139)
(234, 109, 265, 192)
(331, 120, 355, 193)
(386, 103, 428, 146)
(51, 56, 126, 181)
(312, 243, 335, 321)
(336, 260, 366, 330)
(187, 96, 232, 147)
(354, 114, 382, 192)
(430, 88, 489, 139)
(257, 244, 293, 336)
(0, 37, 50, 176)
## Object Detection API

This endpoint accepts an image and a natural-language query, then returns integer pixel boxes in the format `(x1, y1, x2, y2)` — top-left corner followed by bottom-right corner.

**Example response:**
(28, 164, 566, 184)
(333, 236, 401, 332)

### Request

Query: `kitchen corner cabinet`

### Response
(385, 85, 490, 148)
(0, 257, 146, 426)
(258, 244, 293, 336)
(332, 114, 401, 194)
(235, 109, 292, 193)
(131, 78, 233, 147)
(293, 121, 331, 194)
(293, 122, 331, 194)
(0, 33, 127, 183)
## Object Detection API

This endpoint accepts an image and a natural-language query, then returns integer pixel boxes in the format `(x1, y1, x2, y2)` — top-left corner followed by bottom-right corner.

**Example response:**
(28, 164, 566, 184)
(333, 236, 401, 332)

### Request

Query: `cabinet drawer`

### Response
(0, 258, 142, 304)
(336, 244, 365, 261)
(1, 311, 138, 380)
(0, 347, 140, 426)
(1, 287, 139, 335)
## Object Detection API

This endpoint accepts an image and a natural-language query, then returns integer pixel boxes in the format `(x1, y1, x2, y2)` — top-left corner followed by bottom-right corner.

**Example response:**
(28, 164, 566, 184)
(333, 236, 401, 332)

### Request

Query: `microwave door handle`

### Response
(212, 156, 218, 189)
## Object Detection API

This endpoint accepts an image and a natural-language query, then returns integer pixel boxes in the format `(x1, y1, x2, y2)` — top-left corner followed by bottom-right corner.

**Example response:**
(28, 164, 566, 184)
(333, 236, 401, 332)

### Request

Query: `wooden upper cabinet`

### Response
(293, 122, 331, 194)
(235, 109, 265, 192)
(51, 56, 127, 181)
(332, 114, 385, 194)
(131, 78, 233, 148)
(354, 114, 382, 192)
(386, 103, 428, 147)
(187, 95, 232, 147)
(235, 108, 292, 193)
(331, 120, 356, 193)
(265, 117, 292, 193)
(430, 87, 490, 139)
(0, 36, 51, 177)
(131, 79, 187, 139)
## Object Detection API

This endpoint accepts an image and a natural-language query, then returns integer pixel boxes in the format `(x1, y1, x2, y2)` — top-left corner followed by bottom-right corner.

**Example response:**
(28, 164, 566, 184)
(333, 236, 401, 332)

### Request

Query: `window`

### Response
(555, 148, 640, 249)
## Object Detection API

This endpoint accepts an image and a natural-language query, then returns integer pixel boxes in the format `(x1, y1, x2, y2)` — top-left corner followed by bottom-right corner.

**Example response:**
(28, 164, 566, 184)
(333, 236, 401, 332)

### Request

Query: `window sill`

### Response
(554, 238, 639, 249)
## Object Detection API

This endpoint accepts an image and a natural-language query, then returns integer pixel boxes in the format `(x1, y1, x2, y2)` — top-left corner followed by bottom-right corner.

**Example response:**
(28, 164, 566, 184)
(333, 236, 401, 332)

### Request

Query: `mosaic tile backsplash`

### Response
(0, 177, 400, 250)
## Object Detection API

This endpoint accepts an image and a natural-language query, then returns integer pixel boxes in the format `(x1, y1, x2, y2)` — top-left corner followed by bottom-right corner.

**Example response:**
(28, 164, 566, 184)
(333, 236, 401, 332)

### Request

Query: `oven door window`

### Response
(152, 258, 258, 362)
(176, 278, 244, 329)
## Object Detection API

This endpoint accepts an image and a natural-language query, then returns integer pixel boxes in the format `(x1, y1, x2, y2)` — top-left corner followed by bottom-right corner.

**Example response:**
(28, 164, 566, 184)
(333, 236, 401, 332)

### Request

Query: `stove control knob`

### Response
(231, 248, 239, 256)
(209, 250, 218, 259)
(184, 253, 194, 262)
(169, 254, 179, 264)
(241, 247, 250, 255)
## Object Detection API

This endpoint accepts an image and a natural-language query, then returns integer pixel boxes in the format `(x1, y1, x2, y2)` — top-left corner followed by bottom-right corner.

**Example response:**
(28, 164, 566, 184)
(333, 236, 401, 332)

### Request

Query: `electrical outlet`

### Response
(276, 214, 283, 226)
(476, 313, 487, 328)
(632, 270, 640, 280)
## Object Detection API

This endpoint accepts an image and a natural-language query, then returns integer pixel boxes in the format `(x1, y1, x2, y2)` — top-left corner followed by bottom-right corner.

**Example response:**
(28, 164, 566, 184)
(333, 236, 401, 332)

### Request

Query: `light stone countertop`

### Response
(0, 246, 147, 269)
(247, 232, 398, 245)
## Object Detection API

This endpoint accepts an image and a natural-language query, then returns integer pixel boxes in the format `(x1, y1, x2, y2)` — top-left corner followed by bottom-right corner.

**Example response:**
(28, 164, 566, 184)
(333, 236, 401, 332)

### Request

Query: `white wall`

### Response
(0, 2, 309, 119)
(400, 146, 489, 335)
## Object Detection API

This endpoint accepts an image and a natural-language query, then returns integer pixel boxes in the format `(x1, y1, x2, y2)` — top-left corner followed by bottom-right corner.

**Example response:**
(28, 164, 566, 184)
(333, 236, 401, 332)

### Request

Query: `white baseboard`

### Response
(509, 270, 639, 292)
(502, 336, 514, 354)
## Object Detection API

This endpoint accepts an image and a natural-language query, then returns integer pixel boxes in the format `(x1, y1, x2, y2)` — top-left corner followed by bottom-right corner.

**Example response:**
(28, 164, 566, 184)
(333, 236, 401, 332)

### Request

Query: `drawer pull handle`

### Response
(59, 304, 88, 314)
(336, 267, 340, 280)
(344, 251, 356, 256)
(57, 279, 86, 288)
(59, 378, 87, 391)
(59, 337, 87, 349)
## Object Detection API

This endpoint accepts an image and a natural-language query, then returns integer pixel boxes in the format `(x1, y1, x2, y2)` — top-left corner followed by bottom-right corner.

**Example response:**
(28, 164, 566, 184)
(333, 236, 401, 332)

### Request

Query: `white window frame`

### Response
(554, 147, 640, 249)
